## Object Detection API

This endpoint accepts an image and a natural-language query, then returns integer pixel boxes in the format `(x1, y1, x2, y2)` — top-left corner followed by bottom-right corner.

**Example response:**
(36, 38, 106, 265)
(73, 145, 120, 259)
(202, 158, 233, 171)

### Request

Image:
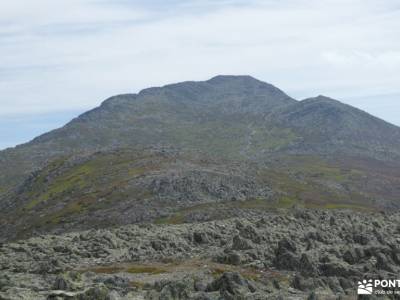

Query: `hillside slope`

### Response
(272, 95, 400, 159)
(1, 75, 400, 241)
(0, 76, 296, 196)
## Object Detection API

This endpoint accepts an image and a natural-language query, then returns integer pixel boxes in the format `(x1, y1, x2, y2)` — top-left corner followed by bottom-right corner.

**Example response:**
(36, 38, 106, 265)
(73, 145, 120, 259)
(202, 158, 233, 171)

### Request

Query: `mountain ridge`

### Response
(1, 75, 400, 241)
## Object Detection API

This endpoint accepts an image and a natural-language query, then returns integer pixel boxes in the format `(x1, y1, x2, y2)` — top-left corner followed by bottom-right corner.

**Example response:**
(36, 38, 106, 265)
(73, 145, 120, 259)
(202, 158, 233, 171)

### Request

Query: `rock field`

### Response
(1, 209, 400, 299)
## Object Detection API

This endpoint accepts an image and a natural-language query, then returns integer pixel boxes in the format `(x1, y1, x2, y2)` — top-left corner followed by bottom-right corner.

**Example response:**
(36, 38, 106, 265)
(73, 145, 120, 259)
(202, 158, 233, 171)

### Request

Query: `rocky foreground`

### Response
(1, 209, 400, 299)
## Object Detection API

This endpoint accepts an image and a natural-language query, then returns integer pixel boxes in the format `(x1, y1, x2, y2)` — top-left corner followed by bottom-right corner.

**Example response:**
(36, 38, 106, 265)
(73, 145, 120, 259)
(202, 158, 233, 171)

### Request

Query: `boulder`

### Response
(206, 272, 256, 298)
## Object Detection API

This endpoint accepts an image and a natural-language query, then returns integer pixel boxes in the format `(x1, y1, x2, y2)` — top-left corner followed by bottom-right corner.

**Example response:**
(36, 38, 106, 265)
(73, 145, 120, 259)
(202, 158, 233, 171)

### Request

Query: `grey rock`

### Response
(231, 235, 253, 250)
(207, 272, 256, 298)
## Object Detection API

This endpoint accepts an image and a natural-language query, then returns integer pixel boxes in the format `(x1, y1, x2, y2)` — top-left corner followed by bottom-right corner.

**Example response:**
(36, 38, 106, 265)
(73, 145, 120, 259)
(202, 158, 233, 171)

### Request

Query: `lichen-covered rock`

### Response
(0, 209, 399, 299)
(206, 272, 256, 299)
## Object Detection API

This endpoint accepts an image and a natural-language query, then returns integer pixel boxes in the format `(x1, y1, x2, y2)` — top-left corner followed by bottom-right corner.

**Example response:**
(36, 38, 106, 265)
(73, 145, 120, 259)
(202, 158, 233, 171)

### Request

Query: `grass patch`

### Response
(155, 202, 227, 225)
(304, 201, 375, 212)
(0, 186, 6, 194)
(211, 267, 226, 277)
(236, 196, 297, 210)
(241, 270, 262, 281)
(323, 203, 374, 211)
(22, 150, 159, 212)
(86, 264, 167, 275)
(155, 197, 299, 225)
(130, 281, 146, 289)
(89, 266, 124, 274)
(275, 155, 366, 183)
(25, 163, 91, 210)
(126, 266, 167, 275)
(249, 126, 298, 152)
(154, 213, 185, 225)
(278, 196, 297, 208)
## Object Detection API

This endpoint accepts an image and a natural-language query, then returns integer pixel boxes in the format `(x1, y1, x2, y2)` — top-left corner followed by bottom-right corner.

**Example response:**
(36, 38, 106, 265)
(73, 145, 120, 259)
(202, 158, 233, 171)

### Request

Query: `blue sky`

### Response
(1, 0, 399, 149)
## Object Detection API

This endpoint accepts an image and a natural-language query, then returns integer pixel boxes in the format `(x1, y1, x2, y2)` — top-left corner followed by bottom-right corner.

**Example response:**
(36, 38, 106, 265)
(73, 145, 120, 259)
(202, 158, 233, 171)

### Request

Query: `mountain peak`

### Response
(94, 75, 295, 117)
(300, 95, 347, 112)
(315, 95, 334, 100)
(303, 95, 340, 103)
(207, 74, 259, 83)
(206, 75, 277, 89)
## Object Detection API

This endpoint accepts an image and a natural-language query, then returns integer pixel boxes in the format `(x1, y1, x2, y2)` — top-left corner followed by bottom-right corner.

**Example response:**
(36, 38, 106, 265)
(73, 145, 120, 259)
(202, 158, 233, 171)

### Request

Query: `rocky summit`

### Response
(1, 76, 400, 299)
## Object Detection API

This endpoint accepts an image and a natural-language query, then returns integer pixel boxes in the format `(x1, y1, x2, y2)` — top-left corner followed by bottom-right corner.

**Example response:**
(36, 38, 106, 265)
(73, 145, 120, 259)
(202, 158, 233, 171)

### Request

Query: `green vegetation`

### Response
(155, 214, 185, 225)
(8, 149, 386, 242)
(130, 281, 145, 289)
(155, 202, 219, 224)
(155, 197, 298, 225)
(249, 126, 298, 153)
(211, 267, 226, 277)
(155, 191, 374, 226)
(278, 196, 297, 208)
(234, 195, 298, 210)
(167, 121, 248, 159)
(126, 266, 167, 275)
(210, 265, 261, 281)
(276, 155, 365, 183)
(86, 263, 168, 275)
(321, 203, 374, 211)
(22, 150, 158, 213)
(88, 266, 123, 274)
(24, 158, 93, 210)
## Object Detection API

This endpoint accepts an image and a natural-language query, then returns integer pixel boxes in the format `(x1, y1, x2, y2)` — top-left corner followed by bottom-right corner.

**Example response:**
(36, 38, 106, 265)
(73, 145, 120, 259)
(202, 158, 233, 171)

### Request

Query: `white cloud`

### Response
(0, 0, 399, 127)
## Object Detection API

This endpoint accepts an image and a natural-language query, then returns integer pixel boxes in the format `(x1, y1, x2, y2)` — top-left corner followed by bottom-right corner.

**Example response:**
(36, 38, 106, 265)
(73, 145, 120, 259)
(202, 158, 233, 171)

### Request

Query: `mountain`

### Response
(1, 75, 400, 241)
(272, 95, 400, 159)
(0, 75, 295, 194)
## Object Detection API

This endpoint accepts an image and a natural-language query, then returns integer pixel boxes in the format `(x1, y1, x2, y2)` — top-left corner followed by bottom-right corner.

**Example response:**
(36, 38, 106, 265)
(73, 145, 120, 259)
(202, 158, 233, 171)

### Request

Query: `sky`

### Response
(1, 0, 399, 150)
